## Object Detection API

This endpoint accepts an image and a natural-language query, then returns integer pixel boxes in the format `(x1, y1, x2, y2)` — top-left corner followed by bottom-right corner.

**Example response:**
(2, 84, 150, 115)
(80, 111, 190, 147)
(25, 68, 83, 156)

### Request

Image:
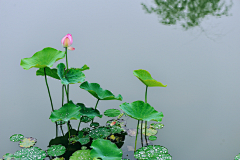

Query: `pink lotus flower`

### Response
(61, 34, 75, 51)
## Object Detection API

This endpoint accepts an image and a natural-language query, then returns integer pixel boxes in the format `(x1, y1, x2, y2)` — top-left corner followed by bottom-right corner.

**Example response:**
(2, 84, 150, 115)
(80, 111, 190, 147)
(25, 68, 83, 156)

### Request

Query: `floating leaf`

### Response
(104, 109, 121, 117)
(81, 116, 92, 123)
(89, 127, 111, 139)
(47, 145, 66, 157)
(90, 139, 123, 160)
(77, 103, 102, 119)
(134, 145, 172, 160)
(80, 81, 123, 100)
(10, 134, 24, 142)
(14, 147, 46, 160)
(90, 122, 100, 128)
(81, 127, 91, 133)
(3, 153, 14, 160)
(53, 158, 64, 160)
(36, 67, 60, 80)
(49, 101, 81, 123)
(19, 137, 37, 148)
(119, 101, 164, 122)
(70, 134, 90, 145)
(142, 128, 158, 136)
(57, 63, 86, 85)
(133, 69, 167, 87)
(70, 150, 92, 160)
(20, 47, 65, 70)
(150, 123, 164, 129)
(235, 153, 240, 160)
(109, 126, 124, 134)
(149, 136, 157, 141)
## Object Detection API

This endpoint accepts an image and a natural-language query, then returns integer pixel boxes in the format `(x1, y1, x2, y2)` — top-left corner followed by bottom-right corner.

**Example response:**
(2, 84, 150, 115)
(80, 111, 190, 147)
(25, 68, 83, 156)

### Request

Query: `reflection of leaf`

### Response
(70, 150, 92, 160)
(133, 69, 167, 87)
(14, 147, 46, 160)
(10, 134, 24, 142)
(134, 145, 172, 160)
(47, 145, 66, 157)
(90, 139, 123, 160)
(104, 109, 121, 117)
(127, 129, 137, 137)
(19, 137, 37, 148)
(36, 67, 60, 80)
(80, 81, 123, 100)
(119, 101, 164, 122)
(77, 103, 102, 119)
(20, 47, 65, 70)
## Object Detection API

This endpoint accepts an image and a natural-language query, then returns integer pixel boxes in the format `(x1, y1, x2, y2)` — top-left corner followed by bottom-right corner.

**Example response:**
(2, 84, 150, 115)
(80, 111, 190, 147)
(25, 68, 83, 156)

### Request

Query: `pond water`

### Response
(0, 0, 240, 159)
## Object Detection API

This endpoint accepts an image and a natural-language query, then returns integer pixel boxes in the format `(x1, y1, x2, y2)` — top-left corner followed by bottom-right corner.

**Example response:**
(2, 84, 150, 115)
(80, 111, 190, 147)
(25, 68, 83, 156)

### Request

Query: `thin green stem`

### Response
(145, 86, 148, 146)
(92, 99, 100, 122)
(67, 84, 69, 102)
(135, 120, 140, 152)
(67, 122, 70, 141)
(65, 47, 68, 70)
(141, 120, 143, 147)
(64, 85, 69, 102)
(62, 85, 64, 106)
(77, 119, 82, 132)
(44, 67, 54, 112)
(55, 123, 58, 137)
(60, 125, 64, 136)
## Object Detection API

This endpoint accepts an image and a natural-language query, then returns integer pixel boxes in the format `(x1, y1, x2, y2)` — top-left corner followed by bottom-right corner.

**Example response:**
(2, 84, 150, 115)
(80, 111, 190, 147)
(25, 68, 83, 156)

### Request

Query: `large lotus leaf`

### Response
(133, 69, 167, 87)
(70, 150, 92, 160)
(77, 103, 102, 119)
(49, 101, 81, 122)
(10, 134, 24, 142)
(104, 109, 121, 117)
(134, 145, 172, 160)
(3, 153, 14, 160)
(57, 63, 86, 85)
(20, 47, 65, 70)
(19, 137, 37, 148)
(14, 147, 46, 160)
(80, 81, 123, 100)
(47, 145, 66, 156)
(90, 139, 123, 160)
(142, 128, 158, 136)
(89, 127, 111, 139)
(119, 101, 164, 122)
(235, 153, 240, 160)
(36, 67, 60, 80)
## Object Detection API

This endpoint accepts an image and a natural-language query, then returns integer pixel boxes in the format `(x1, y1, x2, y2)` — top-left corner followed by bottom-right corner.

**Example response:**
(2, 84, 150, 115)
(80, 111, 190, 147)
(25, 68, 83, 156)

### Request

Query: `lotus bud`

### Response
(61, 34, 73, 47)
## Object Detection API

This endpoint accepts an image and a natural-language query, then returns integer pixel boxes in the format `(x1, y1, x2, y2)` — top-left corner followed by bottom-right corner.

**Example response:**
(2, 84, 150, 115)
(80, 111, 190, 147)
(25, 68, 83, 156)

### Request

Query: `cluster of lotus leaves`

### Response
(76, 103, 102, 119)
(235, 153, 240, 160)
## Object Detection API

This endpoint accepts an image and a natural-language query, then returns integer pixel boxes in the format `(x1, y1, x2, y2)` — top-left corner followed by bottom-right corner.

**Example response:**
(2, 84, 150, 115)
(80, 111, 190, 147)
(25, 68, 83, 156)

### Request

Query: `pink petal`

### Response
(61, 34, 73, 47)
(67, 46, 75, 51)
(66, 34, 73, 45)
(110, 121, 116, 126)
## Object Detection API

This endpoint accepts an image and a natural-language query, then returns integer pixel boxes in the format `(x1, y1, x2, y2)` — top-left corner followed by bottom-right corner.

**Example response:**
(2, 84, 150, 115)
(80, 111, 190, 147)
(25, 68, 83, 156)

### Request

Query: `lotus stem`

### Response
(67, 122, 70, 141)
(77, 119, 82, 133)
(135, 120, 140, 152)
(92, 99, 100, 123)
(64, 85, 69, 102)
(65, 47, 70, 101)
(62, 85, 64, 106)
(44, 67, 54, 112)
(145, 86, 148, 146)
(60, 125, 64, 136)
(141, 120, 143, 147)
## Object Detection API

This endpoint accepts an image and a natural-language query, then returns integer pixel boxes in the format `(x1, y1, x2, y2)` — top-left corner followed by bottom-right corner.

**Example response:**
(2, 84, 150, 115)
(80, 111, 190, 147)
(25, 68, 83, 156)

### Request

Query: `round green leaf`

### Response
(235, 153, 240, 160)
(36, 67, 60, 80)
(53, 158, 64, 160)
(89, 127, 111, 139)
(104, 109, 121, 117)
(81, 116, 93, 123)
(133, 69, 167, 87)
(70, 150, 92, 160)
(80, 81, 123, 100)
(19, 137, 37, 148)
(77, 103, 102, 119)
(90, 139, 123, 160)
(119, 101, 164, 122)
(20, 47, 65, 70)
(134, 145, 172, 160)
(47, 145, 66, 156)
(49, 101, 81, 123)
(90, 122, 100, 128)
(3, 153, 14, 160)
(10, 134, 24, 142)
(14, 147, 46, 160)
(149, 135, 157, 141)
(57, 63, 86, 85)
(150, 123, 164, 129)
(142, 128, 158, 136)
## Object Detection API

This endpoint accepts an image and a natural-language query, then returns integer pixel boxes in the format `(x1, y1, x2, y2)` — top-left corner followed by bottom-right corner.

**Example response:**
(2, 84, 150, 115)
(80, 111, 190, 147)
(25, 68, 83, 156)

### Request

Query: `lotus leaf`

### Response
(79, 64, 90, 71)
(90, 139, 123, 160)
(14, 147, 46, 160)
(36, 67, 60, 80)
(70, 150, 92, 160)
(57, 63, 86, 85)
(53, 158, 64, 160)
(19, 137, 37, 148)
(80, 81, 123, 100)
(90, 122, 100, 128)
(47, 145, 66, 156)
(142, 128, 158, 136)
(20, 47, 65, 70)
(133, 69, 167, 87)
(10, 134, 24, 142)
(77, 103, 102, 119)
(150, 123, 164, 129)
(89, 127, 111, 139)
(119, 101, 164, 122)
(104, 109, 121, 117)
(134, 145, 172, 160)
(81, 127, 91, 133)
(3, 153, 14, 160)
(81, 116, 93, 123)
(109, 125, 124, 134)
(49, 101, 81, 122)
(72, 135, 90, 145)
(236, 154, 240, 160)
(149, 135, 157, 141)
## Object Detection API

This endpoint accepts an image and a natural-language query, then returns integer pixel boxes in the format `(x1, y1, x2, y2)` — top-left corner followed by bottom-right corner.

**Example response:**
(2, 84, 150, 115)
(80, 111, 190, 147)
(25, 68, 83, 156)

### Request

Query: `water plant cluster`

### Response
(1, 34, 172, 160)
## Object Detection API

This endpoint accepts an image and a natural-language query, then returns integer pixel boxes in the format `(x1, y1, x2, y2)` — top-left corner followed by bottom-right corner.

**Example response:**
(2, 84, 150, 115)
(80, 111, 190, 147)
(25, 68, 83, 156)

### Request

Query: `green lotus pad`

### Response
(90, 139, 123, 160)
(36, 67, 60, 80)
(57, 63, 86, 85)
(134, 145, 172, 160)
(70, 133, 90, 145)
(235, 153, 240, 160)
(47, 145, 66, 156)
(150, 123, 164, 129)
(90, 122, 100, 128)
(104, 109, 121, 117)
(80, 81, 123, 100)
(53, 158, 64, 160)
(133, 69, 167, 87)
(70, 149, 92, 160)
(81, 116, 93, 123)
(19, 137, 37, 148)
(20, 47, 65, 70)
(3, 153, 14, 160)
(49, 101, 81, 122)
(149, 135, 157, 141)
(14, 147, 46, 160)
(119, 101, 164, 122)
(77, 103, 102, 119)
(89, 127, 111, 139)
(10, 134, 24, 142)
(142, 128, 158, 136)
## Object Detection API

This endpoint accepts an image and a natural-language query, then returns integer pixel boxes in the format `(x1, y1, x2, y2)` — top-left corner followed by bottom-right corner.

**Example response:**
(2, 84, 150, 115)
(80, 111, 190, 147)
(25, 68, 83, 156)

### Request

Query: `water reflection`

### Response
(142, 0, 233, 30)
